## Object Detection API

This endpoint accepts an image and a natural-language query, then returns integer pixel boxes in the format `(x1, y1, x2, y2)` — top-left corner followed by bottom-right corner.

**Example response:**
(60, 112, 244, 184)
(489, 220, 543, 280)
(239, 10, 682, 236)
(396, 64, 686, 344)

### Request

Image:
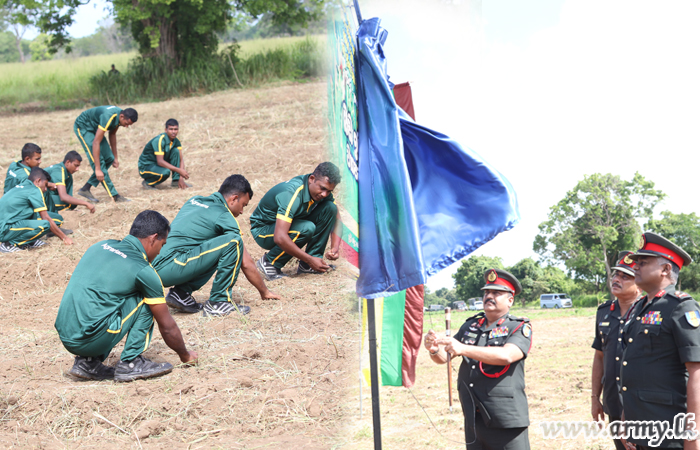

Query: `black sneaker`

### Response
(165, 287, 202, 313)
(202, 300, 251, 317)
(113, 194, 131, 203)
(114, 355, 173, 382)
(68, 356, 115, 381)
(256, 253, 287, 281)
(23, 239, 47, 249)
(77, 188, 100, 203)
(297, 261, 337, 275)
(0, 242, 21, 253)
(62, 228, 74, 235)
(142, 180, 156, 190)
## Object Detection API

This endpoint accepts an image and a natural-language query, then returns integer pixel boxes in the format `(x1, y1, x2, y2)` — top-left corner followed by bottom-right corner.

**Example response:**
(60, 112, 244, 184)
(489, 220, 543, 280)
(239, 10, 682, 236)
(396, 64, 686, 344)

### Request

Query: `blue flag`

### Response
(355, 18, 520, 299)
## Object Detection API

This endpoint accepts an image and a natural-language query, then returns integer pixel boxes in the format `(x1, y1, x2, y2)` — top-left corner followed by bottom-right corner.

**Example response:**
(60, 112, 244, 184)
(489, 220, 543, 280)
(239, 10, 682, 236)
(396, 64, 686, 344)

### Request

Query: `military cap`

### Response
(630, 232, 692, 270)
(481, 268, 522, 296)
(612, 250, 636, 277)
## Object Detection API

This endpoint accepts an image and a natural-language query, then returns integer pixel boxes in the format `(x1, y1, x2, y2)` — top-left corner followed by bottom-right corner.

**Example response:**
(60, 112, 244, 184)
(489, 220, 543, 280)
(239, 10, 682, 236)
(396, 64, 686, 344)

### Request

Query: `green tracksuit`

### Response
(45, 162, 77, 211)
(138, 133, 182, 186)
(152, 192, 243, 303)
(0, 179, 55, 245)
(249, 174, 337, 268)
(3, 161, 30, 194)
(54, 235, 166, 361)
(74, 106, 123, 198)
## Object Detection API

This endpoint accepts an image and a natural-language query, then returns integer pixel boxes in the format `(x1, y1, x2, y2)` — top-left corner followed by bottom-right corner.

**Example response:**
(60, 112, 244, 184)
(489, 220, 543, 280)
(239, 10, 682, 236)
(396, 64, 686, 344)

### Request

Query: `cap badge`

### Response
(487, 270, 497, 282)
(623, 255, 634, 265)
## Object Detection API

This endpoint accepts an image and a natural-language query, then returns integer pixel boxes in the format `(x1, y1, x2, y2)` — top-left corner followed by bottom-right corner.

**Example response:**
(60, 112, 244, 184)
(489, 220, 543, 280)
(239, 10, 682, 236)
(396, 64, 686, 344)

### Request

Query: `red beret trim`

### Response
(487, 276, 515, 293)
(643, 242, 685, 269)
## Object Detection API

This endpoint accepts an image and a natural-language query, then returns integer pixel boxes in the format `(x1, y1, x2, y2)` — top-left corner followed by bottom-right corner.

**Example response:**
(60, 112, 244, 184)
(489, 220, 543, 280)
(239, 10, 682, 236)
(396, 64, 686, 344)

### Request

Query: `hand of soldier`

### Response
(325, 247, 340, 260)
(180, 350, 198, 366)
(179, 169, 190, 180)
(308, 256, 331, 273)
(178, 178, 188, 190)
(47, 182, 56, 191)
(63, 236, 74, 246)
(95, 169, 105, 182)
(591, 396, 604, 423)
(424, 329, 440, 353)
(260, 289, 281, 300)
(112, 158, 119, 169)
(436, 337, 467, 357)
(86, 202, 96, 213)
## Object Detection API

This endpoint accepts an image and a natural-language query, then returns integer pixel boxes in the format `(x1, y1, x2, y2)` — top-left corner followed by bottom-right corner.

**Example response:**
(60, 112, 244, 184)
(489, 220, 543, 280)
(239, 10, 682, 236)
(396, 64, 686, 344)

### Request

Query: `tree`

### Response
(534, 173, 664, 296)
(32, 0, 325, 67)
(647, 211, 700, 293)
(0, 0, 45, 63)
(29, 33, 50, 60)
(453, 255, 504, 302)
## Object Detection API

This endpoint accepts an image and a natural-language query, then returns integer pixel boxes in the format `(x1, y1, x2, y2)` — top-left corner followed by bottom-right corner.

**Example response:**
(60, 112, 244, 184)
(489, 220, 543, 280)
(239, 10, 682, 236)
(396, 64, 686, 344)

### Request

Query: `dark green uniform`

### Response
(620, 286, 700, 448)
(3, 161, 30, 194)
(249, 174, 337, 268)
(45, 162, 76, 212)
(454, 312, 532, 450)
(73, 106, 123, 198)
(592, 299, 633, 450)
(138, 133, 182, 186)
(152, 192, 243, 303)
(54, 235, 165, 361)
(0, 179, 53, 245)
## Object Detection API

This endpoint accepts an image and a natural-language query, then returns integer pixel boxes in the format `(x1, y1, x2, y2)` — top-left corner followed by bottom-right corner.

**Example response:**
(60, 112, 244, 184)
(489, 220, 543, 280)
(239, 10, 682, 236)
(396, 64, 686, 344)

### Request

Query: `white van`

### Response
(539, 293, 573, 309)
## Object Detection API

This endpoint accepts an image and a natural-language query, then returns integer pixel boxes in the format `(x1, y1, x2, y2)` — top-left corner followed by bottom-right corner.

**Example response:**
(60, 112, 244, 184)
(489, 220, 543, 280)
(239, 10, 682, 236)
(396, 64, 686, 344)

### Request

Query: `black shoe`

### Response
(68, 356, 115, 381)
(113, 194, 131, 203)
(202, 300, 250, 317)
(114, 355, 173, 382)
(256, 253, 287, 281)
(297, 261, 336, 275)
(21, 239, 47, 250)
(0, 242, 22, 253)
(165, 287, 202, 313)
(142, 180, 156, 190)
(77, 188, 100, 203)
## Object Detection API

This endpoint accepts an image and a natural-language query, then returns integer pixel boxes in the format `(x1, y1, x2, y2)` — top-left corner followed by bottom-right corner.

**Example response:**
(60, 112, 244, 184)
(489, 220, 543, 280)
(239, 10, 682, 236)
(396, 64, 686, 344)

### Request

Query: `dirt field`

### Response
(0, 81, 358, 449)
(1, 81, 617, 449)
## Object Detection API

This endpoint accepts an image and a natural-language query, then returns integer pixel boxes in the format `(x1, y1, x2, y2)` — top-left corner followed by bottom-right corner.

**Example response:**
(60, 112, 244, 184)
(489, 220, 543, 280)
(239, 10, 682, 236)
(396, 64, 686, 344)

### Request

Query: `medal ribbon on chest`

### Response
(489, 326, 509, 339)
(641, 310, 662, 325)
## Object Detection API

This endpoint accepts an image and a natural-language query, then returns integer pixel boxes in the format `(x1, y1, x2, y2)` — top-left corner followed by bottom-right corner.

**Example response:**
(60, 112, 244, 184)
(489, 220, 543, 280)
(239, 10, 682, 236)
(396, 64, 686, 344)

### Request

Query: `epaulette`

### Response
(508, 314, 530, 323)
(465, 311, 485, 322)
(668, 291, 694, 302)
(597, 299, 614, 310)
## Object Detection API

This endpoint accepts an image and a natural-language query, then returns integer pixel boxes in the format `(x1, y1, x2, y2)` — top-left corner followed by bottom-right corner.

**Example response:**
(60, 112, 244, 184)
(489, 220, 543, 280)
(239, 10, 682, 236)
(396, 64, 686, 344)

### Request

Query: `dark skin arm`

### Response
(56, 185, 95, 213)
(38, 210, 72, 245)
(241, 247, 280, 300)
(109, 129, 119, 168)
(273, 218, 330, 272)
(325, 212, 343, 260)
(155, 154, 189, 180)
(148, 303, 198, 364)
(92, 128, 106, 181)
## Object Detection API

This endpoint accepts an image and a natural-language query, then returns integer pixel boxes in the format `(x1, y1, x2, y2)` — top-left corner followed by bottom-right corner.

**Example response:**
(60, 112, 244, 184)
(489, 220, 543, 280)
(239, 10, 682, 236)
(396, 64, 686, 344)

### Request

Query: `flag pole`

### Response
(445, 307, 453, 413)
(366, 298, 383, 449)
(353, 0, 363, 23)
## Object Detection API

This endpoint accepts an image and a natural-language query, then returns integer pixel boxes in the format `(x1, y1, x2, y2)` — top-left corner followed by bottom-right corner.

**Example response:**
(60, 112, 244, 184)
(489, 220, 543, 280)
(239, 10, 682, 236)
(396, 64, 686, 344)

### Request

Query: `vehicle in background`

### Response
(540, 293, 573, 309)
(452, 301, 467, 310)
(468, 297, 483, 310)
(428, 304, 443, 312)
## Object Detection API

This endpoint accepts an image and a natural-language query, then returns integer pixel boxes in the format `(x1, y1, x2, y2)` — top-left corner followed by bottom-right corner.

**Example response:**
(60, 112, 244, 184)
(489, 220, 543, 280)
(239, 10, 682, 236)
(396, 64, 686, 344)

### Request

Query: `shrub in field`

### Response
(572, 294, 602, 308)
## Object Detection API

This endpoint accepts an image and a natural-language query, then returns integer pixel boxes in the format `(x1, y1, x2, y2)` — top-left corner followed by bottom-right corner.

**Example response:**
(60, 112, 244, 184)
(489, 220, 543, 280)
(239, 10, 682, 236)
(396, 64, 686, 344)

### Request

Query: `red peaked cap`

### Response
(481, 268, 522, 296)
(630, 232, 692, 270)
(612, 250, 636, 277)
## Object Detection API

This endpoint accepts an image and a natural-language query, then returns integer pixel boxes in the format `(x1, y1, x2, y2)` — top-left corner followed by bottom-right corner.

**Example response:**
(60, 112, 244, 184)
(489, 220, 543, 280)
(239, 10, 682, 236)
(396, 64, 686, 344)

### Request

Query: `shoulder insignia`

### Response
(685, 311, 700, 328)
(675, 291, 693, 299)
(507, 314, 529, 322)
(522, 323, 532, 338)
(597, 300, 613, 310)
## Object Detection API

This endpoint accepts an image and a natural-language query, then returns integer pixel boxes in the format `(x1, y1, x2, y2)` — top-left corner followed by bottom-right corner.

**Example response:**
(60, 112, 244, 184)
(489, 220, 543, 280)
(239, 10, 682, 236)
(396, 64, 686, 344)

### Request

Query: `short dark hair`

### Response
(63, 151, 82, 163)
(21, 143, 41, 161)
(165, 118, 179, 128)
(312, 162, 341, 185)
(28, 167, 50, 183)
(219, 174, 253, 199)
(121, 108, 138, 123)
(129, 210, 170, 240)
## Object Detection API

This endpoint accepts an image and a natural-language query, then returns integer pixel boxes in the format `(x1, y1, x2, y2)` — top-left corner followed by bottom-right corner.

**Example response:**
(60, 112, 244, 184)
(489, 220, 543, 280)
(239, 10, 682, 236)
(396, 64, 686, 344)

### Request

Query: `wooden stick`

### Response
(445, 307, 453, 412)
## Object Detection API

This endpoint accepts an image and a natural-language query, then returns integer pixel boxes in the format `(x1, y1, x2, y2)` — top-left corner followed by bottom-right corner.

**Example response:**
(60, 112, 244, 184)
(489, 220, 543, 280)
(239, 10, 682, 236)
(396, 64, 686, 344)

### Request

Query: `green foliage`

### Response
(572, 294, 603, 308)
(647, 211, 700, 292)
(453, 255, 504, 302)
(29, 33, 50, 60)
(0, 30, 28, 62)
(534, 172, 665, 292)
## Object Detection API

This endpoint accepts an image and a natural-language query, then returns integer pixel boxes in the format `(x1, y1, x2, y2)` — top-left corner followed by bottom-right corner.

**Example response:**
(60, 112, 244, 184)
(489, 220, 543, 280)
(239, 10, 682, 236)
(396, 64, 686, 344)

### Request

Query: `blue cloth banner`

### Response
(355, 18, 520, 298)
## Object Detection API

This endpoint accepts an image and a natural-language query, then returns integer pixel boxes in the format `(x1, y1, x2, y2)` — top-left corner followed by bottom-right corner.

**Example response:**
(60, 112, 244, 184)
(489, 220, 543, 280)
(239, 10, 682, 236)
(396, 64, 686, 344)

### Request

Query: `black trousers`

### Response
(464, 411, 530, 450)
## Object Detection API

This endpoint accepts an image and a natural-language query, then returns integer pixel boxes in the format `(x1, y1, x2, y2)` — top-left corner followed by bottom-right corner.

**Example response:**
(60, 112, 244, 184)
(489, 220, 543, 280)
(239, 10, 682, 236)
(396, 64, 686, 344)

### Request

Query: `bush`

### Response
(572, 294, 604, 308)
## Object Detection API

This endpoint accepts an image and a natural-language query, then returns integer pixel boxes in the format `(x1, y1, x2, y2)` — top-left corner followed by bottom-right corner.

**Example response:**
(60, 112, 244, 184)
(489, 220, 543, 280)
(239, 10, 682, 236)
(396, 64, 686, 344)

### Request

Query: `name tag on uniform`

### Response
(489, 327, 509, 339)
(600, 322, 609, 327)
(467, 332, 478, 338)
(641, 311, 663, 325)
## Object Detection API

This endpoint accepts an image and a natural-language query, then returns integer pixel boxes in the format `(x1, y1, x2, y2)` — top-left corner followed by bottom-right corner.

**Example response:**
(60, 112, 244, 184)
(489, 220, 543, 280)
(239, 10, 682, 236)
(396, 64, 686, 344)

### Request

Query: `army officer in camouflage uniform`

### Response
(425, 269, 532, 449)
(621, 232, 698, 449)
(591, 251, 642, 450)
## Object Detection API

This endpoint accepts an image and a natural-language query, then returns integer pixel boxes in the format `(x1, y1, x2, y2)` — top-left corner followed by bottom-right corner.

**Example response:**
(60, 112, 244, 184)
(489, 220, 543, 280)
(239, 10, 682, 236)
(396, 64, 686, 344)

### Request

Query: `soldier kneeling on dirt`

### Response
(55, 210, 197, 382)
(425, 269, 532, 450)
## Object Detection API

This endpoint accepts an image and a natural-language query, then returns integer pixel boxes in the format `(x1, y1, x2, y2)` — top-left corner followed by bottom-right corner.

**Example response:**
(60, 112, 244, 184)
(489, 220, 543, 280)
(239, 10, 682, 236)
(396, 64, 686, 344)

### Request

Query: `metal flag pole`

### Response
(366, 297, 382, 449)
(353, 0, 363, 23)
(445, 307, 453, 413)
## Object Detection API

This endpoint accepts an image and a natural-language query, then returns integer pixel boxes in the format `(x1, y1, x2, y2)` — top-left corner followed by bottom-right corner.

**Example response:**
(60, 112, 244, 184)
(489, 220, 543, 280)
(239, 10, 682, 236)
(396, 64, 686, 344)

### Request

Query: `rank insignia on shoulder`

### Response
(676, 291, 691, 298)
(641, 311, 663, 325)
(685, 311, 700, 328)
(522, 324, 532, 338)
(489, 327, 509, 339)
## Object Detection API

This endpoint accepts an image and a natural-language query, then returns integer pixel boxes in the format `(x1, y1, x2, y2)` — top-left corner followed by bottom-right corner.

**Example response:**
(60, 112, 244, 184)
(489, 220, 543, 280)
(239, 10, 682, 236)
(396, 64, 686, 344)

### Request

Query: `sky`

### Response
(65, 0, 700, 291)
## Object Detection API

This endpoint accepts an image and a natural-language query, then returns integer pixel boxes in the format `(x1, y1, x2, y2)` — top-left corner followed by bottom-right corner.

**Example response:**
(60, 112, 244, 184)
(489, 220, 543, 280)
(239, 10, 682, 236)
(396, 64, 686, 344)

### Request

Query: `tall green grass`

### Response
(0, 36, 327, 109)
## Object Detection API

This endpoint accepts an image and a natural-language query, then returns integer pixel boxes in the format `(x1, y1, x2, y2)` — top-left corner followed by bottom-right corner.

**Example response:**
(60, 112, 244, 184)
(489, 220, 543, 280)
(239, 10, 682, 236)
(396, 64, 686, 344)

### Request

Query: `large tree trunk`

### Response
(157, 18, 177, 64)
(12, 24, 25, 64)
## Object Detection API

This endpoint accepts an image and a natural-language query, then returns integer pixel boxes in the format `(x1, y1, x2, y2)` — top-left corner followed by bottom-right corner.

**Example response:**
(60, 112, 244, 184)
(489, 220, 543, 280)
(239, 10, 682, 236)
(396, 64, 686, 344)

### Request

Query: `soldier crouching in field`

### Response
(425, 269, 532, 449)
(54, 210, 197, 382)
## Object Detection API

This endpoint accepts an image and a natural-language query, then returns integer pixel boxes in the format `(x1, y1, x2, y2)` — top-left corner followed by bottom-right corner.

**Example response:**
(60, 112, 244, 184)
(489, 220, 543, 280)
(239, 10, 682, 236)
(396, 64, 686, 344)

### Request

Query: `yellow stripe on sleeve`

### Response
(282, 186, 304, 220)
(33, 207, 47, 213)
(100, 113, 118, 132)
(276, 214, 293, 223)
(144, 297, 166, 305)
